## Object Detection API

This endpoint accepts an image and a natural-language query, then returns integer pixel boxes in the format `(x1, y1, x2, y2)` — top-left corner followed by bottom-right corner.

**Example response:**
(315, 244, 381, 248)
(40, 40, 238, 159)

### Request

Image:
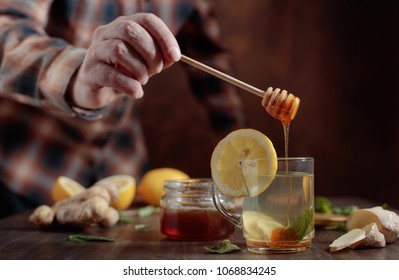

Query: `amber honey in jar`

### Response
(160, 178, 235, 241)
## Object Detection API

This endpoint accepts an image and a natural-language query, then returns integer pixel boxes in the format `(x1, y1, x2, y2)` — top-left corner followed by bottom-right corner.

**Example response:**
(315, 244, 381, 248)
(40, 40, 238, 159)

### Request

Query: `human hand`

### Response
(68, 13, 181, 109)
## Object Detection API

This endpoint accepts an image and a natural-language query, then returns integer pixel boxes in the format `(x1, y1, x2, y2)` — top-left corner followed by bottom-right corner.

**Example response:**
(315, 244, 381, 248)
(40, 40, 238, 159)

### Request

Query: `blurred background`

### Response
(141, 0, 399, 208)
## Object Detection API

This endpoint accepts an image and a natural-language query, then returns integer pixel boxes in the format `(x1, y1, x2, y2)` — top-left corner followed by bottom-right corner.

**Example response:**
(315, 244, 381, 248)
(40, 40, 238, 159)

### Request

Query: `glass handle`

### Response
(211, 184, 242, 228)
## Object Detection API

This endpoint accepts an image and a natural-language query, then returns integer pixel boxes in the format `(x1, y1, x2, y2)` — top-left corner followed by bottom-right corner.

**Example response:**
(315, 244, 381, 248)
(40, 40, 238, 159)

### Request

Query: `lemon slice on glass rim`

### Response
(210, 128, 277, 197)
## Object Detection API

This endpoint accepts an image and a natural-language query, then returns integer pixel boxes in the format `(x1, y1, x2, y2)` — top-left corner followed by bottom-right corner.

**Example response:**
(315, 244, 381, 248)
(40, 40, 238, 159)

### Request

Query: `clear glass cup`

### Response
(213, 157, 314, 254)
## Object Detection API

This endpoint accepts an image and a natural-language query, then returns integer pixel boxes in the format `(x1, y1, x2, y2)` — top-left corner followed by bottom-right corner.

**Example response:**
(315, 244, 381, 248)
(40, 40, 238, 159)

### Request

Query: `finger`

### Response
(93, 63, 144, 99)
(133, 13, 181, 64)
(93, 39, 149, 85)
(95, 16, 164, 75)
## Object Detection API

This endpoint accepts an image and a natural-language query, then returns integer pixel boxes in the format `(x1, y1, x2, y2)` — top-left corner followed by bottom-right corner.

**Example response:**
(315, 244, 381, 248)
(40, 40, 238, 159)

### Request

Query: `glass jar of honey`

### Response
(160, 178, 235, 241)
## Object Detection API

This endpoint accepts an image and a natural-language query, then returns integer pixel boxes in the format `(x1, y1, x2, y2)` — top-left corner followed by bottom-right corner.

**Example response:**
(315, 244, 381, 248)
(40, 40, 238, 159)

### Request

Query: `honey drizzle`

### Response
(283, 122, 293, 228)
(283, 122, 290, 159)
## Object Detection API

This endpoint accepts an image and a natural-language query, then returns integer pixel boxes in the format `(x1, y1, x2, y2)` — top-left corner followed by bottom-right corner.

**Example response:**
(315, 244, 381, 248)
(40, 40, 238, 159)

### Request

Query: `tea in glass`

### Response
(241, 157, 314, 253)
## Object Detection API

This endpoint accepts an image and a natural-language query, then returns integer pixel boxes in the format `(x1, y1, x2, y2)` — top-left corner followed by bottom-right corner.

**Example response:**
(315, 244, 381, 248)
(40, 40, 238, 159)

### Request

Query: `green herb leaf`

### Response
(204, 240, 241, 254)
(315, 196, 332, 214)
(68, 234, 114, 243)
(334, 223, 348, 232)
(332, 205, 358, 215)
(118, 217, 133, 224)
(134, 224, 149, 230)
(315, 196, 358, 216)
(290, 208, 314, 239)
(138, 205, 160, 218)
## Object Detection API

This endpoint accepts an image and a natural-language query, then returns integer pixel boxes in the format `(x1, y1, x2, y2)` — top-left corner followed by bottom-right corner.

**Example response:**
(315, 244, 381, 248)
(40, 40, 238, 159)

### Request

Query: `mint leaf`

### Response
(68, 234, 114, 242)
(134, 224, 149, 230)
(332, 205, 358, 215)
(290, 208, 314, 239)
(118, 217, 133, 224)
(315, 196, 358, 216)
(315, 196, 332, 214)
(138, 205, 160, 218)
(204, 240, 241, 254)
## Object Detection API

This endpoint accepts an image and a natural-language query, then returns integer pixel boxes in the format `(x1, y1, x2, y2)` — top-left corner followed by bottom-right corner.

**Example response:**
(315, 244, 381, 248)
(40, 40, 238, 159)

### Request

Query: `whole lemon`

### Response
(138, 168, 189, 206)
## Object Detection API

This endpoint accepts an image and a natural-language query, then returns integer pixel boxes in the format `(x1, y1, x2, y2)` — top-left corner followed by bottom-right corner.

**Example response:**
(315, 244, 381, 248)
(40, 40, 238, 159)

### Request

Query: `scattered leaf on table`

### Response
(315, 196, 333, 214)
(118, 217, 133, 224)
(204, 240, 241, 254)
(315, 196, 358, 216)
(134, 224, 149, 230)
(138, 205, 160, 218)
(68, 234, 114, 243)
(332, 205, 358, 215)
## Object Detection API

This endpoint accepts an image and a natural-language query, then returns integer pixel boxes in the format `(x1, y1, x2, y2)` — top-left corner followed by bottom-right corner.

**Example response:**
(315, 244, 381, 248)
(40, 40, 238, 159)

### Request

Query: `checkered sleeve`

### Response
(0, 0, 97, 119)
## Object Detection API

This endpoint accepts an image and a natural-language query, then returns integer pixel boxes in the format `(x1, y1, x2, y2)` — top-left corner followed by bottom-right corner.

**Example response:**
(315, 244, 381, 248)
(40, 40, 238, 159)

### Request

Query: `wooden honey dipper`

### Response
(180, 55, 300, 123)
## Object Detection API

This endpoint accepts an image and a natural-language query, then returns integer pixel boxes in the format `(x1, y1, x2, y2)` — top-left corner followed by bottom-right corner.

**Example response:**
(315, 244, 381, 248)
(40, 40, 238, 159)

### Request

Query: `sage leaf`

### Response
(134, 224, 149, 230)
(68, 234, 114, 243)
(138, 205, 160, 218)
(118, 217, 133, 224)
(204, 240, 241, 254)
(332, 205, 358, 215)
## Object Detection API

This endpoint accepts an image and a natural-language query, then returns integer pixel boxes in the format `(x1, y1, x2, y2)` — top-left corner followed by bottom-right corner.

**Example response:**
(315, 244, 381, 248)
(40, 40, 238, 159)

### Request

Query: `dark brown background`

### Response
(140, 0, 399, 208)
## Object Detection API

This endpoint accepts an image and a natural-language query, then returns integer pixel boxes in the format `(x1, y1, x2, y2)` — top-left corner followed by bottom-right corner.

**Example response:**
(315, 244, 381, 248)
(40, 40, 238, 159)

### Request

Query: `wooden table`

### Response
(0, 197, 398, 260)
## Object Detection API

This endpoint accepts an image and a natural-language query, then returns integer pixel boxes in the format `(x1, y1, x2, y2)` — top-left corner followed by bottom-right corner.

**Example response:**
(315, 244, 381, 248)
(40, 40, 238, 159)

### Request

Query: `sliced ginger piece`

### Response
(257, 219, 284, 241)
(242, 211, 271, 241)
(242, 211, 283, 242)
(329, 222, 386, 252)
(330, 206, 398, 252)
(362, 223, 386, 248)
(346, 206, 399, 243)
(329, 228, 366, 252)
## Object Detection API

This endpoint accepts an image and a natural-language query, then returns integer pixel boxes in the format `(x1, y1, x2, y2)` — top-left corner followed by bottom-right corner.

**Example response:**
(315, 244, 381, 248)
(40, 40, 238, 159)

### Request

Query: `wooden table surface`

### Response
(0, 197, 398, 260)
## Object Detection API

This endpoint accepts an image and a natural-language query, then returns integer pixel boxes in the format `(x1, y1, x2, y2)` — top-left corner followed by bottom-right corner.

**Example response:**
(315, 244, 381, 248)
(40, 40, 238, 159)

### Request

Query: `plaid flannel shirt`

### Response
(0, 0, 245, 215)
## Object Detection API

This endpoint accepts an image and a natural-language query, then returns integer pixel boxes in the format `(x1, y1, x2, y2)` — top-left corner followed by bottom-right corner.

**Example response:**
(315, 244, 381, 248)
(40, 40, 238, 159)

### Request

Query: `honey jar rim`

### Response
(164, 178, 213, 189)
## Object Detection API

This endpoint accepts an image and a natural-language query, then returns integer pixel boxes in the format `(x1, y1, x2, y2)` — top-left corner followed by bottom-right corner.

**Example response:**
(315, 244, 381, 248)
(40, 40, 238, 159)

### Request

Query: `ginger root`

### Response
(99, 207, 120, 228)
(54, 196, 110, 226)
(29, 184, 120, 228)
(29, 205, 55, 226)
(329, 206, 399, 252)
(346, 206, 399, 243)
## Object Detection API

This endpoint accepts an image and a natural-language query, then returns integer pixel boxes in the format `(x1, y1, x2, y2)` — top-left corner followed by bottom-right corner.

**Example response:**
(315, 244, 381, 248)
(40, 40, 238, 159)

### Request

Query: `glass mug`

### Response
(213, 157, 314, 254)
(160, 178, 235, 241)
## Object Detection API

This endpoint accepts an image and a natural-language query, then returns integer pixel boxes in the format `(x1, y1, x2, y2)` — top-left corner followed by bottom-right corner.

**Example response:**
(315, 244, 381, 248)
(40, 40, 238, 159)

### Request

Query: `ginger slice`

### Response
(346, 206, 399, 243)
(329, 222, 385, 252)
(362, 223, 386, 248)
(329, 228, 366, 252)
